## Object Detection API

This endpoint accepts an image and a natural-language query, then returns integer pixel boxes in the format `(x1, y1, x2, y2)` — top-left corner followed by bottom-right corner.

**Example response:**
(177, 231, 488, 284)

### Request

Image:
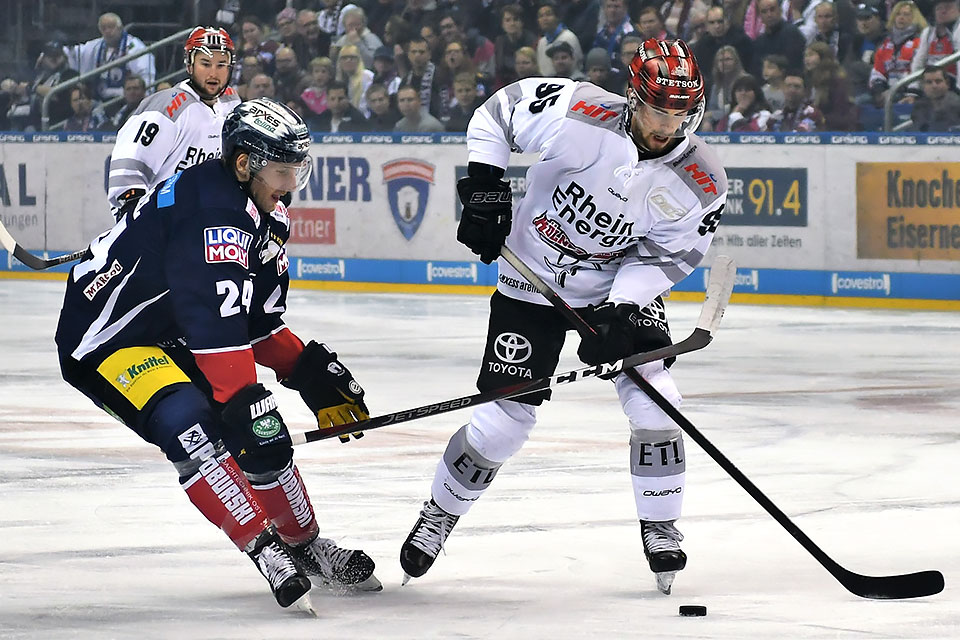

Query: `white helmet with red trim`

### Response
(183, 26, 235, 67)
(183, 26, 235, 100)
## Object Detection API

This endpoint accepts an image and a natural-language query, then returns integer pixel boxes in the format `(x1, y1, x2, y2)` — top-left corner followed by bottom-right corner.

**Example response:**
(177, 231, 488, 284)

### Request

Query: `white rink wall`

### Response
(1, 133, 958, 305)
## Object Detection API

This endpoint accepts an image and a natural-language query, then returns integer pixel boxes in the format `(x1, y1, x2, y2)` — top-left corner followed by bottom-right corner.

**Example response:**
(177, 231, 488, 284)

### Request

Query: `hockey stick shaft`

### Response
(501, 246, 943, 600)
(291, 261, 735, 446)
(0, 219, 86, 270)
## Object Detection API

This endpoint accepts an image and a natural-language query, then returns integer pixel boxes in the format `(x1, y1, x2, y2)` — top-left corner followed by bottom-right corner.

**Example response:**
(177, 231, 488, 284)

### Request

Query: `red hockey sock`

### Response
(249, 462, 319, 545)
(183, 453, 269, 551)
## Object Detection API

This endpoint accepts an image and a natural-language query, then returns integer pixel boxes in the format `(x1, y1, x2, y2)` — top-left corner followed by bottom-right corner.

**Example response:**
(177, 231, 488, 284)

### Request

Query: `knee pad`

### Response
(142, 384, 223, 465)
(465, 399, 537, 463)
(616, 363, 681, 431)
(219, 384, 294, 477)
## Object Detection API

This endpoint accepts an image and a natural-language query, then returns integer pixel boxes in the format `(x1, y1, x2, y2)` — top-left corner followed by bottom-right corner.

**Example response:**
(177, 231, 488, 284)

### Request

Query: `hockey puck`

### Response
(678, 605, 707, 617)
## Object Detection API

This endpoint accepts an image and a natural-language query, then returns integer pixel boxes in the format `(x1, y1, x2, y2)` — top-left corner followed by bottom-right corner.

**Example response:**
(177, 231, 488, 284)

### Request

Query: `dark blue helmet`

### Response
(222, 98, 311, 170)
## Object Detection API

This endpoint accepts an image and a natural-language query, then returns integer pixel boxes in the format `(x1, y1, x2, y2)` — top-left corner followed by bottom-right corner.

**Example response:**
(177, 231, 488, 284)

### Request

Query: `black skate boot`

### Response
(248, 530, 313, 608)
(288, 532, 382, 592)
(400, 499, 460, 584)
(641, 520, 687, 595)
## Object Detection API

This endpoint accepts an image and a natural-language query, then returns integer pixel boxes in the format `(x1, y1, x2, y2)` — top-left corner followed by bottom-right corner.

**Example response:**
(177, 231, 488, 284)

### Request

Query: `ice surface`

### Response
(1, 280, 957, 639)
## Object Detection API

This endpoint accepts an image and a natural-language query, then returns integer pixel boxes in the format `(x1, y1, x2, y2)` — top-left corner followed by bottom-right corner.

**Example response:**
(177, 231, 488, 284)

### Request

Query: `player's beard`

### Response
(628, 112, 680, 157)
(189, 73, 225, 102)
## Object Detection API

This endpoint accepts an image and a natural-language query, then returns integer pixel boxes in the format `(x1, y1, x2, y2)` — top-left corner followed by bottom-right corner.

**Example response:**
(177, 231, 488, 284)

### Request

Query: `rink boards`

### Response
(1, 132, 958, 309)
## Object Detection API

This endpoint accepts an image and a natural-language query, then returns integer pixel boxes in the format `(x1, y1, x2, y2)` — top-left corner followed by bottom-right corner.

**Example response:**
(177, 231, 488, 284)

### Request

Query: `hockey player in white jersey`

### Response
(400, 39, 727, 595)
(107, 27, 240, 214)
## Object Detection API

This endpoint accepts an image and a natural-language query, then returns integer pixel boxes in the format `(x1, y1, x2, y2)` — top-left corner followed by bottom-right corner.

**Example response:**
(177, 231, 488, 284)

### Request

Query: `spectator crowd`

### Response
(2, 0, 959, 133)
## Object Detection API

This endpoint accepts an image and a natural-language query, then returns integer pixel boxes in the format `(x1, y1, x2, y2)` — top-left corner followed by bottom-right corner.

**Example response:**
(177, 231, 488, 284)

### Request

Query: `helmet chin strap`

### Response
(233, 157, 263, 210)
(623, 92, 648, 152)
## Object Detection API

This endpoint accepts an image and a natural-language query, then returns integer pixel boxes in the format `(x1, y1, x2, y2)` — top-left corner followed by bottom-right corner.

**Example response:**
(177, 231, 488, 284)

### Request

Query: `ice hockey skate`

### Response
(400, 499, 460, 584)
(641, 520, 687, 595)
(288, 533, 382, 593)
(248, 530, 313, 608)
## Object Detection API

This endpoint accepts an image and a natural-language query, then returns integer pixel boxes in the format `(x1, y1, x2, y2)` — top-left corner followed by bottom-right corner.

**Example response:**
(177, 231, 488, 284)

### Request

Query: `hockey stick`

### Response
(0, 219, 86, 270)
(290, 259, 734, 447)
(500, 245, 944, 600)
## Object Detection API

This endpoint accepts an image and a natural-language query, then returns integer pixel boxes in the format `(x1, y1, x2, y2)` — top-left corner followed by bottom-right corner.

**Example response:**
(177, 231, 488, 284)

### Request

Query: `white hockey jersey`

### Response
(107, 81, 240, 209)
(468, 77, 727, 308)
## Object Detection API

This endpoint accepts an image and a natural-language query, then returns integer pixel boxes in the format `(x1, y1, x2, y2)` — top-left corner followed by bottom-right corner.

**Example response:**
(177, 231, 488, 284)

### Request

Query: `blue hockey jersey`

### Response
(55, 159, 294, 399)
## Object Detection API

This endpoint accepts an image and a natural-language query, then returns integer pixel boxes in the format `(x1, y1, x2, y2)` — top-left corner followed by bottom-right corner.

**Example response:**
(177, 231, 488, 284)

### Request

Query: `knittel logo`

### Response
(383, 158, 435, 240)
(115, 354, 173, 389)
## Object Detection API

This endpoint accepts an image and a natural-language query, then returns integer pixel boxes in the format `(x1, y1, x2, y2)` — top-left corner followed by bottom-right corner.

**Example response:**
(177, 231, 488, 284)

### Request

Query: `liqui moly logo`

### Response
(204, 226, 253, 268)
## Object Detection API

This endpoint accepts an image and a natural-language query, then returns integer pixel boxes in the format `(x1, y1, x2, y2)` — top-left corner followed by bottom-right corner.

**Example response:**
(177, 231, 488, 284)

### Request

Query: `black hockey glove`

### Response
(113, 187, 146, 221)
(282, 341, 369, 443)
(576, 299, 675, 375)
(457, 173, 512, 264)
(220, 384, 293, 470)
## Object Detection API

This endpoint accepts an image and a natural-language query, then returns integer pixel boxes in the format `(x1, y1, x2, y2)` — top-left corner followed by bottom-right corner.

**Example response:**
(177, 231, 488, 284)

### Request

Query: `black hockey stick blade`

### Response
(290, 258, 736, 446)
(0, 219, 85, 270)
(833, 565, 944, 600)
(630, 371, 944, 600)
(502, 247, 944, 600)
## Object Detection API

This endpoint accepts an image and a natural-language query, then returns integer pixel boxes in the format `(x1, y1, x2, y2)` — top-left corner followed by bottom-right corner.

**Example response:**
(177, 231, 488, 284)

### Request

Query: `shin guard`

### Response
(431, 425, 504, 516)
(182, 453, 269, 551)
(630, 428, 686, 522)
(248, 462, 319, 545)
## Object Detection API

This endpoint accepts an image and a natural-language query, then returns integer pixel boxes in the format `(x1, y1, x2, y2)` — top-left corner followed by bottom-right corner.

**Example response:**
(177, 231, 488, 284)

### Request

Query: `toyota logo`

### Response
(494, 332, 532, 363)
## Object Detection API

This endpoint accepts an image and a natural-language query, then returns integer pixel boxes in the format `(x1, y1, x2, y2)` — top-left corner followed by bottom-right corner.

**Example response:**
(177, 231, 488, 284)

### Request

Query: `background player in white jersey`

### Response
(400, 39, 727, 595)
(107, 27, 241, 215)
(56, 99, 380, 608)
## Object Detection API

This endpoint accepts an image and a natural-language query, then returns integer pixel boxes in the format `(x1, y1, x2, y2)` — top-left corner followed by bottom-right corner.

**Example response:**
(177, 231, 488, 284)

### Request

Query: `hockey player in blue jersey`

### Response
(55, 98, 381, 608)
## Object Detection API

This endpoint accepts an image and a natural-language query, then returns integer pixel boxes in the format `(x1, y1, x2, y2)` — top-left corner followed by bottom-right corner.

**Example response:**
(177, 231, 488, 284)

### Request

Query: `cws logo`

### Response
(383, 159, 435, 240)
(831, 272, 891, 296)
(204, 226, 253, 268)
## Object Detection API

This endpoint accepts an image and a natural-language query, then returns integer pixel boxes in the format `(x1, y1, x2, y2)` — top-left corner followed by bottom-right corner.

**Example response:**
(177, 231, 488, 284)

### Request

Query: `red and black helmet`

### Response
(183, 26, 235, 67)
(627, 38, 705, 136)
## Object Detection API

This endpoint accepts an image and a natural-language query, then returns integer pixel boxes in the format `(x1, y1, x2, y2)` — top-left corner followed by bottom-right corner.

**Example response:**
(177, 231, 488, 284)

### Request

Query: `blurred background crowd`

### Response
(2, 0, 958, 133)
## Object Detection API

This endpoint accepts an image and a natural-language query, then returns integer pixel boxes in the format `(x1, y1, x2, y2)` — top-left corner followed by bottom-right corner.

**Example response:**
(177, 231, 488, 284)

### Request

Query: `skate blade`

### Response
(293, 593, 318, 617)
(312, 573, 383, 594)
(655, 571, 677, 595)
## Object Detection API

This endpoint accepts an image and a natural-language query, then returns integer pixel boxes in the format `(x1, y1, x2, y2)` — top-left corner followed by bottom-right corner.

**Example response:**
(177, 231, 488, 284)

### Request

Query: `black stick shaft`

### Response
(500, 246, 943, 600)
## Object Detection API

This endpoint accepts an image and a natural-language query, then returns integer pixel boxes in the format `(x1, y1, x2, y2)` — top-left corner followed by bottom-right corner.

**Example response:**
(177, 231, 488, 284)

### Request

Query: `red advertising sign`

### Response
(289, 208, 336, 244)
